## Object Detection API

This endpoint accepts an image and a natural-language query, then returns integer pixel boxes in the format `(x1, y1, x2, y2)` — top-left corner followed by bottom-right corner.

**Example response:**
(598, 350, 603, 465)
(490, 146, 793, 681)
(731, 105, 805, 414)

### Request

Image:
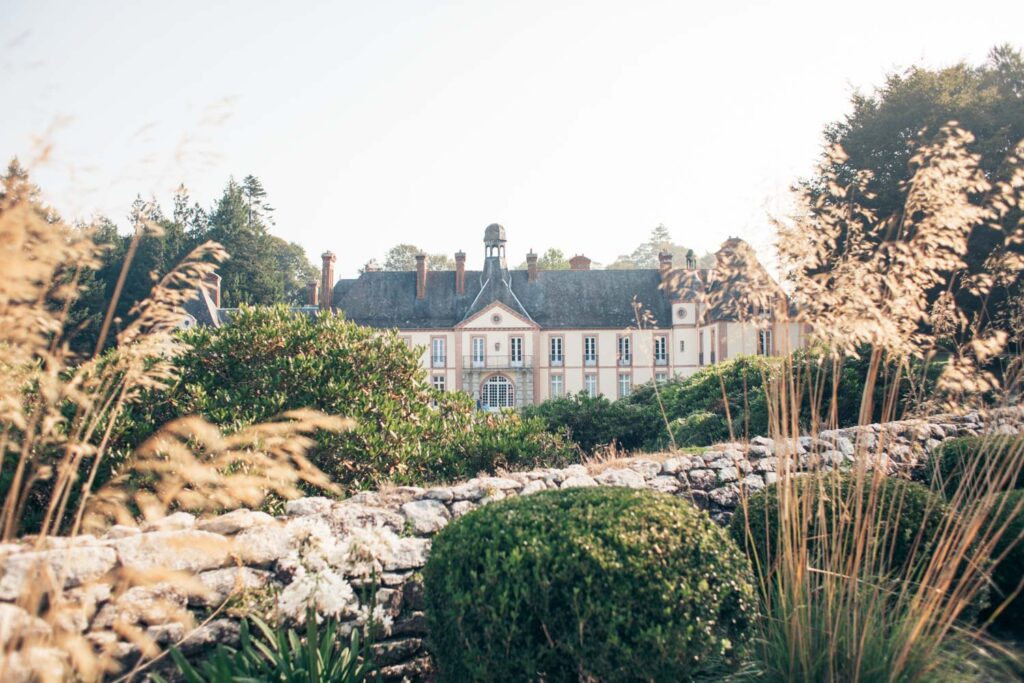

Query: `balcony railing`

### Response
(462, 355, 534, 369)
(431, 356, 446, 368)
(617, 356, 632, 367)
(654, 356, 668, 366)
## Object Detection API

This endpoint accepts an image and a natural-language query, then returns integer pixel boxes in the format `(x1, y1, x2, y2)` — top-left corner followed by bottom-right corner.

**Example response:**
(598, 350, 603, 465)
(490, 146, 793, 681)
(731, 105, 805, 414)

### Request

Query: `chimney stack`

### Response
(455, 251, 466, 295)
(202, 272, 222, 308)
(320, 251, 336, 311)
(569, 254, 591, 271)
(415, 252, 427, 299)
(658, 251, 673, 279)
(526, 250, 538, 282)
(685, 249, 696, 270)
(307, 280, 319, 307)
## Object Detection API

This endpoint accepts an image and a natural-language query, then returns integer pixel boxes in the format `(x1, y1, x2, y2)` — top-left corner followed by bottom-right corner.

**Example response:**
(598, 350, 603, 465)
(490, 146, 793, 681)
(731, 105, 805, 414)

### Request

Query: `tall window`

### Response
(431, 374, 445, 391)
(471, 337, 485, 367)
(550, 374, 563, 398)
(618, 373, 632, 398)
(482, 375, 514, 409)
(431, 338, 446, 368)
(679, 339, 685, 352)
(583, 336, 597, 365)
(758, 328, 772, 356)
(510, 336, 523, 366)
(710, 330, 717, 364)
(654, 336, 667, 365)
(550, 337, 563, 366)
(584, 373, 598, 398)
(617, 335, 631, 366)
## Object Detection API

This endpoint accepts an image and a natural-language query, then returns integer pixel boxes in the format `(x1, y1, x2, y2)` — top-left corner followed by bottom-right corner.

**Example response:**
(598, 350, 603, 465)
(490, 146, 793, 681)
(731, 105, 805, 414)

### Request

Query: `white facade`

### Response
(330, 225, 809, 410)
(398, 302, 808, 408)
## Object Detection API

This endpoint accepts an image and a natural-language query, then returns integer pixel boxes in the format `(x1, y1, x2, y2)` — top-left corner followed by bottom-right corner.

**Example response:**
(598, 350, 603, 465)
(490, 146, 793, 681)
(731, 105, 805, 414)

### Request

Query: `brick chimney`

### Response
(659, 251, 673, 279)
(202, 272, 222, 308)
(455, 250, 466, 294)
(320, 251, 336, 311)
(569, 254, 591, 271)
(526, 250, 538, 282)
(415, 252, 427, 299)
(307, 280, 319, 307)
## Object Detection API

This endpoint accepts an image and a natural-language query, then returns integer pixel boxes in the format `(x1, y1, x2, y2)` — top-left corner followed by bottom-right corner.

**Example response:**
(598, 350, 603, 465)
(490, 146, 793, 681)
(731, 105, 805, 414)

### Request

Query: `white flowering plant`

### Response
(274, 519, 400, 639)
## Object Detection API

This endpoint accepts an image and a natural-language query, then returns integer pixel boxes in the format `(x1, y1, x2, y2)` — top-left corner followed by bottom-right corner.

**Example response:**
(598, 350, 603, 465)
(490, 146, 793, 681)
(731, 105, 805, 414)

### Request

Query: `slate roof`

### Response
(182, 287, 222, 327)
(331, 265, 704, 330)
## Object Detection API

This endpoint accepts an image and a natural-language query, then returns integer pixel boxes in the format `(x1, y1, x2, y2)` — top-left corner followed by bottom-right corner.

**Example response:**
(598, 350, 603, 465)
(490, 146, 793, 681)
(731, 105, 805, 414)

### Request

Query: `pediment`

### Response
(457, 301, 537, 330)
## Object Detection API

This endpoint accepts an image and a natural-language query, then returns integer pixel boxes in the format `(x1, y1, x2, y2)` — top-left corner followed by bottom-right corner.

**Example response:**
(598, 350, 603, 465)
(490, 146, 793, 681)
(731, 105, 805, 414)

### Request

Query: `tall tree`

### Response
(800, 44, 1024, 337)
(381, 244, 453, 270)
(608, 225, 712, 270)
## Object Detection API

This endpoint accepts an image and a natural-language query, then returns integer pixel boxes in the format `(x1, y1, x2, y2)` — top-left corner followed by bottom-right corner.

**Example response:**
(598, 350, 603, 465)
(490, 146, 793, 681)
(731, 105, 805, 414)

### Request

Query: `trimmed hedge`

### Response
(983, 489, 1024, 635)
(927, 435, 1024, 498)
(423, 487, 755, 682)
(730, 473, 948, 577)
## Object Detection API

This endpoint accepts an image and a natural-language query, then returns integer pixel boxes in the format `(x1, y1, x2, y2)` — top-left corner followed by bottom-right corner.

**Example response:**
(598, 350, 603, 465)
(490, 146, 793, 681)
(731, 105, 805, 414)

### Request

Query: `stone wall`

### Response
(0, 407, 1020, 681)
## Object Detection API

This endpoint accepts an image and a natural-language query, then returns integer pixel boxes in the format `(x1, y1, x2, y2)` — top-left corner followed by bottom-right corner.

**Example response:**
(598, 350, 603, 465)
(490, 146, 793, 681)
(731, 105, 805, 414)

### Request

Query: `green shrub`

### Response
(114, 305, 578, 491)
(927, 435, 1024, 498)
(982, 489, 1024, 635)
(156, 610, 377, 682)
(670, 410, 730, 447)
(730, 473, 948, 577)
(520, 392, 653, 453)
(423, 487, 755, 682)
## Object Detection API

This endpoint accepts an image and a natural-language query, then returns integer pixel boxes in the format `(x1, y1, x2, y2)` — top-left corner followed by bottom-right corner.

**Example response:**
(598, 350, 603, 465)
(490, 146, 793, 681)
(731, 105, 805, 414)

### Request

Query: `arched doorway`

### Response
(480, 374, 515, 410)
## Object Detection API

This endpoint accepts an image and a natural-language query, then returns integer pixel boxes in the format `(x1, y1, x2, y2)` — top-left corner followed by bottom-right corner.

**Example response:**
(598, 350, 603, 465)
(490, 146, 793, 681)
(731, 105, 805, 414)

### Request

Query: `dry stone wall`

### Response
(0, 407, 1021, 682)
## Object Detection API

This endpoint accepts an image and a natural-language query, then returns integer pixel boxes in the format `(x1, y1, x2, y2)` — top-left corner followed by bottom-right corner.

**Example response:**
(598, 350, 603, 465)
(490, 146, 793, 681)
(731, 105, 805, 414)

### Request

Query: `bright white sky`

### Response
(2, 0, 1021, 277)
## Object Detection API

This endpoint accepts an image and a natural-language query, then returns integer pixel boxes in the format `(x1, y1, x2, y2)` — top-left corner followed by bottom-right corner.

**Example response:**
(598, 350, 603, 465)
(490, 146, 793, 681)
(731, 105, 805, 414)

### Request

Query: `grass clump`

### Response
(730, 473, 948, 578)
(423, 487, 755, 682)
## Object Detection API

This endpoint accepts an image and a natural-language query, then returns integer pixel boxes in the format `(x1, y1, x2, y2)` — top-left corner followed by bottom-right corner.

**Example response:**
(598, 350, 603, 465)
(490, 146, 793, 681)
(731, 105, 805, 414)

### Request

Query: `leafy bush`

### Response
(927, 435, 1024, 498)
(115, 305, 578, 491)
(524, 349, 944, 455)
(423, 487, 755, 682)
(730, 473, 948, 576)
(982, 489, 1024, 635)
(670, 410, 729, 447)
(520, 392, 651, 452)
(158, 611, 377, 682)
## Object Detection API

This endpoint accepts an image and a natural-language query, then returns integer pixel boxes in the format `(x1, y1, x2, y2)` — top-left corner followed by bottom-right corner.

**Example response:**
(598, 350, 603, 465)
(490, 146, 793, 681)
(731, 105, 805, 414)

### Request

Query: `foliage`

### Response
(669, 410, 729, 447)
(793, 45, 1024, 352)
(54, 172, 319, 352)
(0, 162, 346, 681)
(607, 223, 714, 270)
(520, 392, 651, 452)
(927, 434, 1024, 498)
(158, 611, 378, 683)
(423, 487, 755, 682)
(730, 473, 948, 578)
(982, 489, 1024, 635)
(114, 305, 578, 491)
(513, 247, 571, 270)
(379, 243, 454, 271)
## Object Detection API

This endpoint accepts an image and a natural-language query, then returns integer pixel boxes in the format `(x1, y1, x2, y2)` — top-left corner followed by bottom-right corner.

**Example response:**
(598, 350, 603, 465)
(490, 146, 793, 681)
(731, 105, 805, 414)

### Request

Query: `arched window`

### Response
(481, 375, 515, 409)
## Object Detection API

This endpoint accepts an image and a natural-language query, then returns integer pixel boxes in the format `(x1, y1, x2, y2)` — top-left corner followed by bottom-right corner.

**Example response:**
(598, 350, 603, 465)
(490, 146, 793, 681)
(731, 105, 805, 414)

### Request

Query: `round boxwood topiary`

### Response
(423, 486, 755, 682)
(982, 489, 1024, 635)
(927, 435, 1024, 498)
(729, 473, 948, 577)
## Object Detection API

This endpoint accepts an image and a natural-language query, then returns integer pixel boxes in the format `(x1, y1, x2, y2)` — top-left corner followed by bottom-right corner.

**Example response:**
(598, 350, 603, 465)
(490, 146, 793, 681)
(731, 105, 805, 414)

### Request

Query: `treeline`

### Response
(0, 163, 321, 353)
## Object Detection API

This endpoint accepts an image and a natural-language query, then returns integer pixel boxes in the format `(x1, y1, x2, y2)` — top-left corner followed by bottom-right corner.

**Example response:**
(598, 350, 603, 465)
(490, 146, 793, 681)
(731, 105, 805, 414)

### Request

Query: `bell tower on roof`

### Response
(483, 223, 507, 266)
